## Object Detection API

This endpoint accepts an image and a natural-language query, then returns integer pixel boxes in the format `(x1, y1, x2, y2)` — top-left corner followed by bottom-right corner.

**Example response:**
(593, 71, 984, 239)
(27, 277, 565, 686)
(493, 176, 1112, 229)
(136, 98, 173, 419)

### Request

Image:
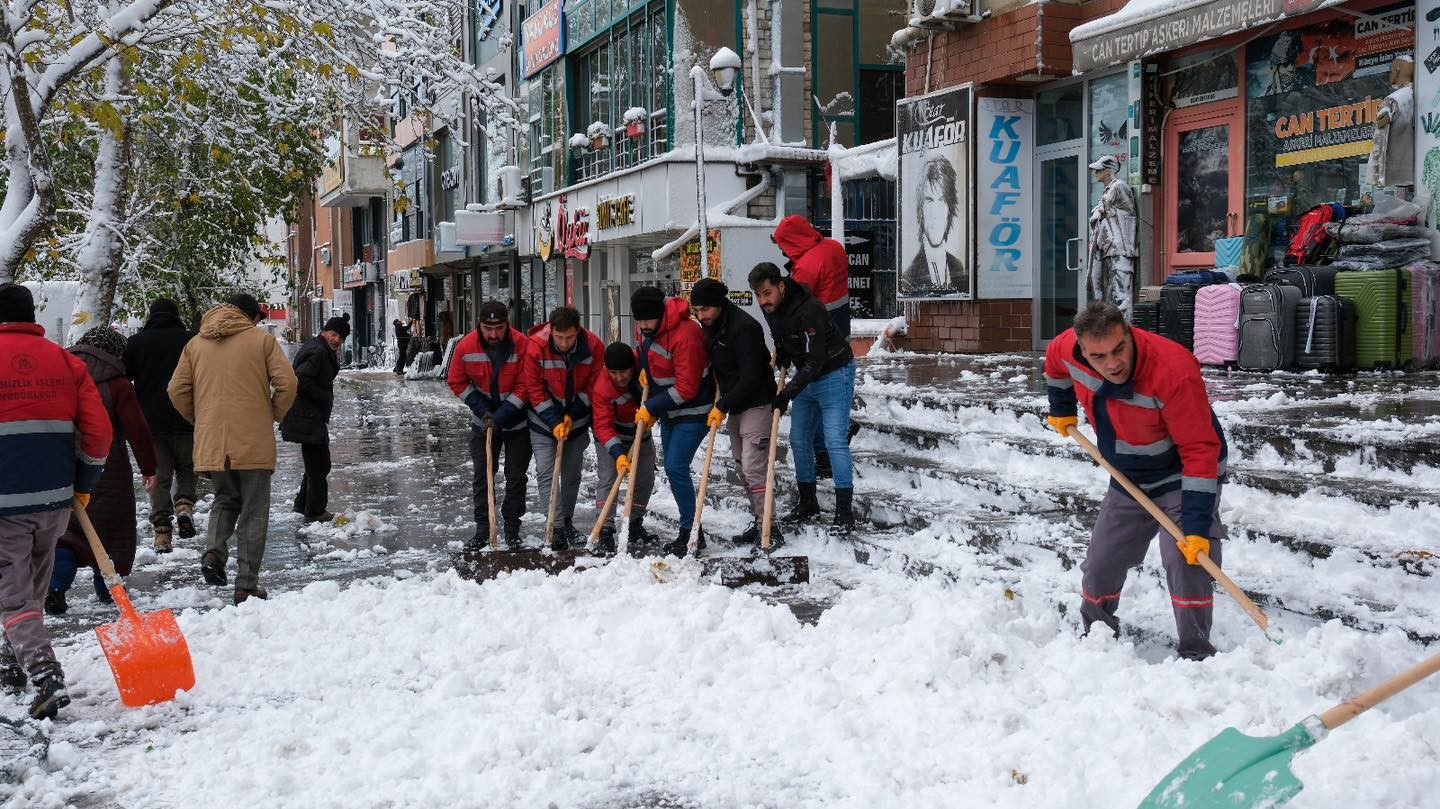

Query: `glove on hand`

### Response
(1047, 415, 1078, 437)
(1178, 535, 1211, 566)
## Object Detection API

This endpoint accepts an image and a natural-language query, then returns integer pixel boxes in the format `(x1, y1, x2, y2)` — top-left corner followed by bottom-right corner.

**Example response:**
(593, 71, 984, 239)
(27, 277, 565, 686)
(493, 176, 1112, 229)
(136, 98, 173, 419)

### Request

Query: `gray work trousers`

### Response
(149, 432, 198, 528)
(0, 508, 68, 676)
(205, 470, 273, 591)
(531, 430, 592, 528)
(728, 406, 772, 519)
(1081, 485, 1226, 659)
(594, 436, 656, 527)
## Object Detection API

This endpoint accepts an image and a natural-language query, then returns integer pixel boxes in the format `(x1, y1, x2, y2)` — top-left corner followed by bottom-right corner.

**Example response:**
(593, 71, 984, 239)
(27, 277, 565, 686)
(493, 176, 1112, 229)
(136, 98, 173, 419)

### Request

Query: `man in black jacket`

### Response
(692, 278, 781, 545)
(748, 262, 857, 535)
(281, 317, 348, 523)
(123, 298, 196, 552)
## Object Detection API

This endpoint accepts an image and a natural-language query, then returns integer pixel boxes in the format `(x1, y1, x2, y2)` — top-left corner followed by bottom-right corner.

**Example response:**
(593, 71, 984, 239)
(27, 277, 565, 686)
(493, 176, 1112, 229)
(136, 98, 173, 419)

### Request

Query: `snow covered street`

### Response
(5, 356, 1440, 808)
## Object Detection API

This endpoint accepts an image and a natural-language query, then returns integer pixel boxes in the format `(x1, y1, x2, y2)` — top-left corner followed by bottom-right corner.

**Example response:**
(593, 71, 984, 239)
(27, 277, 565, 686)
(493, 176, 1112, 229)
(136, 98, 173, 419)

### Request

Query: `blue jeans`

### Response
(790, 360, 856, 489)
(659, 419, 709, 532)
(49, 546, 105, 599)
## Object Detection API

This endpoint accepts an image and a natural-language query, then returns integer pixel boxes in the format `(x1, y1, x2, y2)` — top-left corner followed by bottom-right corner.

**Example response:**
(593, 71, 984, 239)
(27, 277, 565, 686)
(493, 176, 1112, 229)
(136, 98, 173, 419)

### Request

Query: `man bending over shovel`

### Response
(1045, 301, 1228, 661)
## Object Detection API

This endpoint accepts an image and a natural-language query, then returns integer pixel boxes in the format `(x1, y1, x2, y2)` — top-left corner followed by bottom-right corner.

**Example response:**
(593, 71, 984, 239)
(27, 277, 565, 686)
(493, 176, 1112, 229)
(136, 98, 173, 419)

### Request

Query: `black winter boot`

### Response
(662, 528, 704, 557)
(829, 488, 855, 537)
(733, 521, 760, 545)
(596, 524, 617, 555)
(28, 669, 70, 721)
(0, 646, 25, 696)
(781, 483, 821, 525)
(504, 522, 525, 551)
(628, 519, 661, 548)
(44, 590, 67, 616)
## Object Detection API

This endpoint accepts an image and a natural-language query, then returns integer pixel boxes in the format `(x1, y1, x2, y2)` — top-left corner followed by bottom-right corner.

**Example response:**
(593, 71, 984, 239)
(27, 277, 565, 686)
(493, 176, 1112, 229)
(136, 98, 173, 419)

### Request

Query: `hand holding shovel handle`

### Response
(1067, 429, 1275, 640)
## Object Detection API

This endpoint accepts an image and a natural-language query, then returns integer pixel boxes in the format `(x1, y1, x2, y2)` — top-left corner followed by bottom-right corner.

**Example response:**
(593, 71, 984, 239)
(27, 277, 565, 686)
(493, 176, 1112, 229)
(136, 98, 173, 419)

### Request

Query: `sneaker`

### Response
(304, 511, 336, 524)
(28, 671, 70, 721)
(200, 552, 227, 586)
(153, 527, 173, 554)
(233, 588, 269, 605)
(176, 508, 196, 539)
(43, 590, 67, 616)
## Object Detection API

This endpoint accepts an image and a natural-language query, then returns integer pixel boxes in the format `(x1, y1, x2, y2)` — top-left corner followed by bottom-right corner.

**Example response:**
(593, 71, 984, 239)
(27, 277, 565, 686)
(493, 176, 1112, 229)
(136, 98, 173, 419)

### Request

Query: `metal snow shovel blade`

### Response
(72, 500, 195, 708)
(1068, 430, 1279, 643)
(1138, 650, 1440, 808)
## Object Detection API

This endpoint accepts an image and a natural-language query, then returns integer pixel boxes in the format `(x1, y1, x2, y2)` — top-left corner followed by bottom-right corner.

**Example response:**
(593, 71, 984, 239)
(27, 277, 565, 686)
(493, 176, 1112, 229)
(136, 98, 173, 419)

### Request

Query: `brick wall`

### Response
(903, 299, 1032, 353)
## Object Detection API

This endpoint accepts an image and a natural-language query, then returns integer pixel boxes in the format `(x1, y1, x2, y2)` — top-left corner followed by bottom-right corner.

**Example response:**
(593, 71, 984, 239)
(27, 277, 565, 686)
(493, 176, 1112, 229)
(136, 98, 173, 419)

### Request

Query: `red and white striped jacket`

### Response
(447, 328, 536, 432)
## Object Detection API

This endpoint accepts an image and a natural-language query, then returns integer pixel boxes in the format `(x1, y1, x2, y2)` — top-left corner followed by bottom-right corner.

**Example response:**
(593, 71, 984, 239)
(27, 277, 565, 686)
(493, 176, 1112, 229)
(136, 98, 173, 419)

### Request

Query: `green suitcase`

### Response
(1335, 269, 1402, 370)
(1398, 269, 1415, 369)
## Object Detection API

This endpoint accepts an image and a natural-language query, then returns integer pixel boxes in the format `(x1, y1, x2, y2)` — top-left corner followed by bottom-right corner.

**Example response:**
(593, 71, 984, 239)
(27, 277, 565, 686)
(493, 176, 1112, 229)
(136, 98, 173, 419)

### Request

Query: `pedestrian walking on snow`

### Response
(48, 327, 157, 616)
(123, 298, 197, 552)
(0, 283, 113, 720)
(169, 293, 297, 605)
(448, 301, 536, 550)
(393, 318, 411, 376)
(524, 307, 605, 549)
(1045, 301, 1228, 660)
(748, 263, 857, 536)
(590, 343, 661, 553)
(631, 286, 714, 557)
(282, 317, 348, 524)
(690, 278, 781, 547)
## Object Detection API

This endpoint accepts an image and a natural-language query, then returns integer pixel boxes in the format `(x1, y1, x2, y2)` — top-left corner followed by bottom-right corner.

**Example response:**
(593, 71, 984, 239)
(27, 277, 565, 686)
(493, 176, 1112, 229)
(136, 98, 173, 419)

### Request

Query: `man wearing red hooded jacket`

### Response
(772, 214, 849, 339)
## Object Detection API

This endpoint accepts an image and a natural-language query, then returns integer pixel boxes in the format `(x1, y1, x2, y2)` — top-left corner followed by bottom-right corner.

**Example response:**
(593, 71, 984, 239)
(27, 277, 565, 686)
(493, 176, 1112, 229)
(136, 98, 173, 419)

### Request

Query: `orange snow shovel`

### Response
(1067, 430, 1277, 642)
(72, 499, 195, 707)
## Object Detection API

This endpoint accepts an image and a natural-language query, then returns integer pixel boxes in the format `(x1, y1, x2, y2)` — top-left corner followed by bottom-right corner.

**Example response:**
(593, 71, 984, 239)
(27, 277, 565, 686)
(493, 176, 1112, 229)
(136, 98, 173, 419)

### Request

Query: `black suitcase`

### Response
(1159, 284, 1200, 351)
(1295, 295, 1357, 372)
(1264, 266, 1339, 298)
(1133, 301, 1160, 333)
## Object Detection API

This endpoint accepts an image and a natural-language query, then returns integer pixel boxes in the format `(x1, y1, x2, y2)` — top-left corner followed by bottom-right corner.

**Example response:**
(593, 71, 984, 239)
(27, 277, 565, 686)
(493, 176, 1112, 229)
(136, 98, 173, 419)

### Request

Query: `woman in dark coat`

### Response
(282, 317, 347, 522)
(46, 327, 157, 614)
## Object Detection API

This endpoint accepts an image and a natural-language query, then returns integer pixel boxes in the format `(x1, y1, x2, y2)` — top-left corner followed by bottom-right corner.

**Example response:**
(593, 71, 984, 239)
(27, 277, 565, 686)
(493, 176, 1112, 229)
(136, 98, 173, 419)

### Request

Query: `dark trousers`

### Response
(469, 427, 532, 531)
(394, 338, 410, 373)
(293, 442, 332, 517)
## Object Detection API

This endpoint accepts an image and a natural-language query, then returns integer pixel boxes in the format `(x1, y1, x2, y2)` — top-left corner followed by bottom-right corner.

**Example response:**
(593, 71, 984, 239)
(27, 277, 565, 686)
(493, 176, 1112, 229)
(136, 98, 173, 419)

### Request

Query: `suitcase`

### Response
(1192, 283, 1242, 365)
(1238, 284, 1301, 371)
(1133, 301, 1160, 333)
(1295, 296, 1357, 372)
(1334, 269, 1402, 370)
(1158, 284, 1200, 351)
(1139, 285, 1164, 303)
(1263, 266, 1339, 298)
(1165, 271, 1231, 286)
(1404, 261, 1440, 369)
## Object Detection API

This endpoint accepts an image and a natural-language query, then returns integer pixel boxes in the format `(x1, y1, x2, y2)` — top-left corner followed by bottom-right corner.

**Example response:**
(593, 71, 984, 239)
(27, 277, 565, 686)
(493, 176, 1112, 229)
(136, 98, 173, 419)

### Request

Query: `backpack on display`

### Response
(1284, 203, 1346, 266)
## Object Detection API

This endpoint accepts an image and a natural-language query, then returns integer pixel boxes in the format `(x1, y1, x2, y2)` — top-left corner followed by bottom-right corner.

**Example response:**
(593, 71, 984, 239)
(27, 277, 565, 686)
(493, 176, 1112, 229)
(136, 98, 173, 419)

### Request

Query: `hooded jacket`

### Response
(167, 304, 298, 472)
(0, 322, 113, 515)
(447, 327, 535, 432)
(702, 300, 777, 414)
(763, 278, 854, 399)
(280, 335, 340, 445)
(523, 323, 606, 435)
(637, 297, 713, 423)
(774, 215, 850, 338)
(123, 311, 195, 434)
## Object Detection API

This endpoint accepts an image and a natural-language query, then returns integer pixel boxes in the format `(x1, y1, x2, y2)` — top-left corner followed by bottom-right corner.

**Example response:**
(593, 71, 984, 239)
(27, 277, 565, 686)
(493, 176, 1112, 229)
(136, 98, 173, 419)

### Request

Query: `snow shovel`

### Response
(618, 378, 651, 556)
(1067, 429, 1276, 642)
(1137, 650, 1440, 808)
(701, 374, 809, 587)
(588, 426, 647, 552)
(72, 499, 195, 707)
(686, 392, 723, 557)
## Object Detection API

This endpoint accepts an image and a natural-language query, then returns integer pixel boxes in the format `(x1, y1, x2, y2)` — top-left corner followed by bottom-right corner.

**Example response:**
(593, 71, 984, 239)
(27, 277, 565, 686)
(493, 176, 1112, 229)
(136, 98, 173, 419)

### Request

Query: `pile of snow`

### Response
(299, 509, 399, 542)
(8, 564, 1440, 807)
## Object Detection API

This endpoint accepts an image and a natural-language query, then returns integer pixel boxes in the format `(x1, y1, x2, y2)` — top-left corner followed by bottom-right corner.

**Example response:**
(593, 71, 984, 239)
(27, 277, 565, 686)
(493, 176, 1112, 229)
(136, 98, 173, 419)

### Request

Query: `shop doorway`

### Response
(1034, 139, 1087, 345)
(1164, 103, 1244, 274)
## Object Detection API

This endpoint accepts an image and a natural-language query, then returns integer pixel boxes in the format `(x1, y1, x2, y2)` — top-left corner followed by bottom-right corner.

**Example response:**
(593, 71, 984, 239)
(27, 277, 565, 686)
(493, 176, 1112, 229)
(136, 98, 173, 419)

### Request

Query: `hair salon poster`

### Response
(975, 97, 1034, 300)
(897, 84, 973, 301)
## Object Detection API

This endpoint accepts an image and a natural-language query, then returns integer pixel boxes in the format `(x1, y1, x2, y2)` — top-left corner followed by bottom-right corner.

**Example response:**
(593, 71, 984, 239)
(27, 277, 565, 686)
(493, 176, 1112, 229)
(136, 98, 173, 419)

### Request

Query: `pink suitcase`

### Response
(1192, 283, 1243, 365)
(1405, 261, 1440, 369)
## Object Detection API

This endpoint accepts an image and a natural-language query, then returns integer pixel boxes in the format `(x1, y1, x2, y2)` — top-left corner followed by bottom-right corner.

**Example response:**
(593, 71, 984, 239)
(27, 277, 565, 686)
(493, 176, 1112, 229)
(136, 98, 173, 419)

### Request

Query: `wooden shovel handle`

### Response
(545, 432, 566, 547)
(1320, 650, 1440, 731)
(688, 389, 723, 553)
(623, 381, 650, 522)
(1068, 429, 1272, 636)
(71, 499, 122, 590)
(760, 369, 788, 552)
(486, 425, 498, 551)
(588, 474, 625, 548)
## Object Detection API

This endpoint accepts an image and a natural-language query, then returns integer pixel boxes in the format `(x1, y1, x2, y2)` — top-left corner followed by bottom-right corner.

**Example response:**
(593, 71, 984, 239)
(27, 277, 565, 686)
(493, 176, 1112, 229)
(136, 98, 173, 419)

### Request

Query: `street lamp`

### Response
(691, 46, 742, 285)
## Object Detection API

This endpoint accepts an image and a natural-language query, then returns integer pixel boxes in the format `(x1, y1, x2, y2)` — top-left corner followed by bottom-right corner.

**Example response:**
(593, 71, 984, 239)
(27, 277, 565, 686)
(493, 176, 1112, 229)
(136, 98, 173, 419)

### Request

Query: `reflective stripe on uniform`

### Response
(1063, 361, 1103, 392)
(1116, 437, 1175, 456)
(0, 486, 72, 510)
(1182, 475, 1218, 494)
(0, 420, 74, 437)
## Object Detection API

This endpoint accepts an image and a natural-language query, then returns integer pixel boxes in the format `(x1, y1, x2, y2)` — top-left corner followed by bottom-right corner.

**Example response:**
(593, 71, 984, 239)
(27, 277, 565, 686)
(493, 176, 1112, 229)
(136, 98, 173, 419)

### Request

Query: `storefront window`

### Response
(394, 144, 429, 244)
(1037, 84, 1083, 146)
(1162, 48, 1239, 108)
(1243, 8, 1413, 227)
(570, 2, 668, 180)
(1087, 72, 1129, 209)
(1176, 125, 1231, 253)
(528, 66, 566, 195)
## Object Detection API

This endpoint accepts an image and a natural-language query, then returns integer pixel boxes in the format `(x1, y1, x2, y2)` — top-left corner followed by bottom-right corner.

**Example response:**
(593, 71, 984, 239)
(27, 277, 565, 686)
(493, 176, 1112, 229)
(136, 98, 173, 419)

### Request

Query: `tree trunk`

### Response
(68, 58, 132, 342)
(0, 17, 57, 284)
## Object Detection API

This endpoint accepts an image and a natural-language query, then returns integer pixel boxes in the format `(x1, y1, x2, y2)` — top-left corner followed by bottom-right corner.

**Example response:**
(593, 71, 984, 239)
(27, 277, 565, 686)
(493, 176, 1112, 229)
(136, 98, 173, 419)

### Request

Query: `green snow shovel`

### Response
(1137, 650, 1440, 808)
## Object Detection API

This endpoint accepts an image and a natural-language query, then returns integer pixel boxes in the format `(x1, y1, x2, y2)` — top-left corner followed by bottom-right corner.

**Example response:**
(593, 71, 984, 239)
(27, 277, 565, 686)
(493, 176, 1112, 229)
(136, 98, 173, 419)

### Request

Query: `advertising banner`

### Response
(843, 231, 876, 317)
(897, 84, 973, 301)
(975, 97, 1033, 300)
(522, 0, 564, 79)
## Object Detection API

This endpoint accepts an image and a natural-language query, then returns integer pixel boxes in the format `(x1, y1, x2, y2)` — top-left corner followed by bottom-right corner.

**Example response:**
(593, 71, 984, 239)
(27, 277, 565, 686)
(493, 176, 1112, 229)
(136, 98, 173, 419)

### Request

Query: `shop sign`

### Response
(1142, 62, 1165, 186)
(679, 230, 721, 292)
(844, 231, 876, 318)
(555, 195, 591, 260)
(1128, 62, 1143, 189)
(596, 194, 635, 230)
(1272, 97, 1385, 166)
(1073, 0, 1329, 72)
(342, 263, 364, 285)
(897, 84, 973, 302)
(392, 269, 417, 294)
(440, 163, 462, 190)
(521, 0, 563, 79)
(975, 96, 1032, 300)
(536, 198, 554, 261)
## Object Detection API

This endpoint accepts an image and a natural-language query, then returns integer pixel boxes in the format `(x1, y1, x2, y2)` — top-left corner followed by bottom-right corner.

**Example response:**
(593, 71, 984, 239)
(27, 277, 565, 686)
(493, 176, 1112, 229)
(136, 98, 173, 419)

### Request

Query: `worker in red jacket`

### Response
(0, 283, 113, 721)
(590, 343, 661, 554)
(1045, 301, 1229, 661)
(523, 306, 605, 548)
(631, 286, 713, 557)
(448, 301, 536, 551)
(773, 214, 849, 338)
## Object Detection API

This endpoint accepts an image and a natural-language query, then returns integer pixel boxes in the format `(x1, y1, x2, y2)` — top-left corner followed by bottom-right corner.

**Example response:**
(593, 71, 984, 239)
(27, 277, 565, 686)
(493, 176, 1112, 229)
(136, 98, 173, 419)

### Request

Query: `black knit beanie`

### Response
(630, 286, 665, 321)
(604, 342, 637, 371)
(690, 278, 728, 308)
(0, 283, 35, 323)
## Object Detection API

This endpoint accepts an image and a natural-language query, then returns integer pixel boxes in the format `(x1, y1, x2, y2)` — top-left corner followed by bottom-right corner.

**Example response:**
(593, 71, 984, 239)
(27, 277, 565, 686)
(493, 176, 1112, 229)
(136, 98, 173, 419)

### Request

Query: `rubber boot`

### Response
(596, 524, 617, 555)
(781, 483, 821, 526)
(830, 488, 855, 537)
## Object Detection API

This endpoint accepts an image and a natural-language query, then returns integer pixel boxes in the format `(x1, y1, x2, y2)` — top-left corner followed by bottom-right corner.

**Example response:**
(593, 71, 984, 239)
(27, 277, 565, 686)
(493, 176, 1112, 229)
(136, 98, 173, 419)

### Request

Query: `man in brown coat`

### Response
(168, 294, 297, 604)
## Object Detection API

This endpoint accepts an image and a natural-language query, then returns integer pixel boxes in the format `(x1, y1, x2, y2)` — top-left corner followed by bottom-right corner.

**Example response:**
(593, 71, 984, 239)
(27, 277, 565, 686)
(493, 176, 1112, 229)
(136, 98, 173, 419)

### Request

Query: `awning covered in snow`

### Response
(1070, 0, 1348, 73)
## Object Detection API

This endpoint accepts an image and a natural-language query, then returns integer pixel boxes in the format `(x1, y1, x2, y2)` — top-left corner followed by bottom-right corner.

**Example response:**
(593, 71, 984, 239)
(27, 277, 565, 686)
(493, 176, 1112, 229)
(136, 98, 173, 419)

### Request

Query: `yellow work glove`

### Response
(1047, 415, 1078, 437)
(707, 407, 725, 429)
(635, 406, 655, 430)
(616, 454, 632, 476)
(1178, 535, 1210, 566)
(552, 416, 572, 441)
(638, 370, 648, 389)
(75, 493, 91, 509)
